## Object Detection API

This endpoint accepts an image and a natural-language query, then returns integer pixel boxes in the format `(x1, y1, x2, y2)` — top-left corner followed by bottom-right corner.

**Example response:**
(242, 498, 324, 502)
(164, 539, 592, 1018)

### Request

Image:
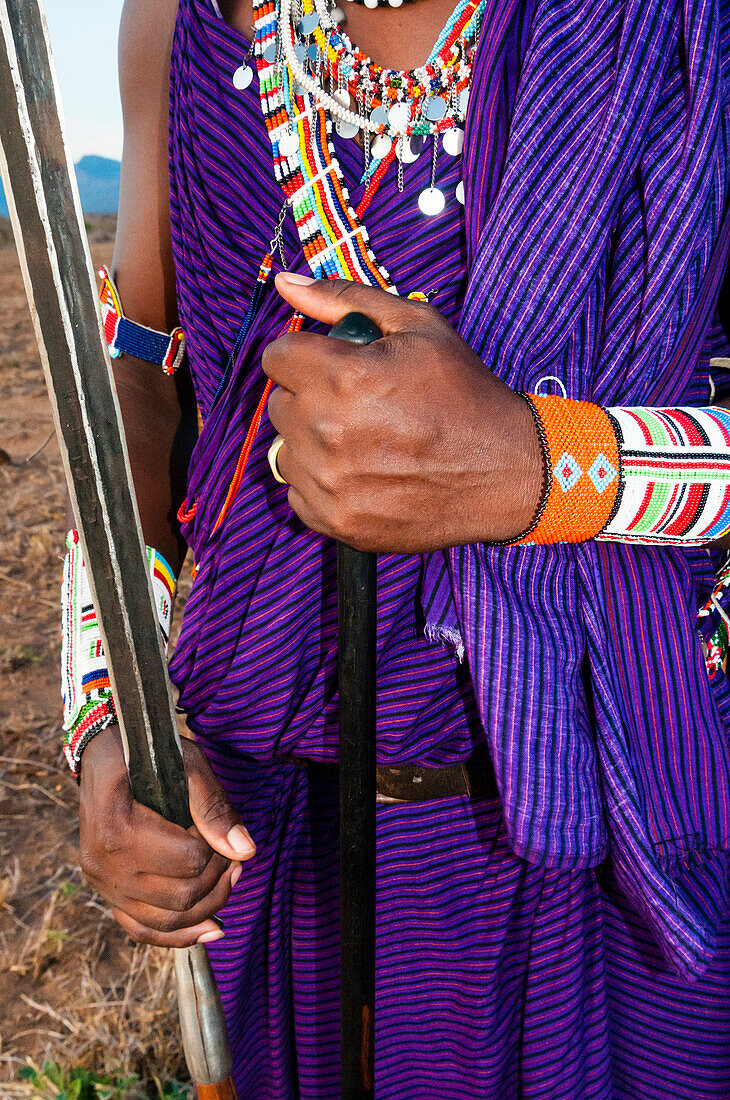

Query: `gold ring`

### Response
(268, 435, 287, 484)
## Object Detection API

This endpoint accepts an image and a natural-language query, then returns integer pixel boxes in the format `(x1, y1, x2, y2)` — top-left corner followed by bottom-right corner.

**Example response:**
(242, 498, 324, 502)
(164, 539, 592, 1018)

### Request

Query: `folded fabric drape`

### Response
(423, 0, 730, 979)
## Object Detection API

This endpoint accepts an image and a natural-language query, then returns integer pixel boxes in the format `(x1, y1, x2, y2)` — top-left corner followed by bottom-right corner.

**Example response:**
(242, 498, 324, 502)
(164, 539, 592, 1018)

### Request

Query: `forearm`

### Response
(112, 356, 196, 574)
(109, 0, 190, 573)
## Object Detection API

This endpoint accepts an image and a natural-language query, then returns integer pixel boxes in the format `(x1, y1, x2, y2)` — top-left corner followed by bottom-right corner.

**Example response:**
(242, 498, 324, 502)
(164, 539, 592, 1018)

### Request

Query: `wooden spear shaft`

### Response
(0, 2, 235, 1095)
(329, 314, 381, 1099)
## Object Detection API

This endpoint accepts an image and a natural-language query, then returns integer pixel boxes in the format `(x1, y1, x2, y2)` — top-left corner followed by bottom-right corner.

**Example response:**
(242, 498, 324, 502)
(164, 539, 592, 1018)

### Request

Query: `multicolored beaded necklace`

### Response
(241, 0, 483, 285)
(185, 0, 481, 556)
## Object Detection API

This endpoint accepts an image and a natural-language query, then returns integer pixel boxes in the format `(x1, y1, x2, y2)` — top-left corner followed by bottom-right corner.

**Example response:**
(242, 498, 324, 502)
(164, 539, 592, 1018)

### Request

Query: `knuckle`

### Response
(79, 848, 101, 884)
(172, 879, 202, 912)
(182, 842, 210, 879)
(99, 822, 125, 857)
(318, 415, 347, 456)
(329, 499, 355, 542)
(144, 907, 182, 934)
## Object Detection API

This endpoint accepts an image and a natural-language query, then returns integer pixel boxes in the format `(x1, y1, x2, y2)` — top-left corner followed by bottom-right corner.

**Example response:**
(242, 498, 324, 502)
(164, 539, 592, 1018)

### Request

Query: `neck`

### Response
(220, 0, 463, 70)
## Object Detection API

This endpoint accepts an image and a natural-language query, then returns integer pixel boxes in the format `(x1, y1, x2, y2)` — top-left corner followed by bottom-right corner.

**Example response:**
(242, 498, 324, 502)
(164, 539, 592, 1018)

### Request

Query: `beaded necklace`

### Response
(184, 0, 480, 556)
(247, 0, 483, 284)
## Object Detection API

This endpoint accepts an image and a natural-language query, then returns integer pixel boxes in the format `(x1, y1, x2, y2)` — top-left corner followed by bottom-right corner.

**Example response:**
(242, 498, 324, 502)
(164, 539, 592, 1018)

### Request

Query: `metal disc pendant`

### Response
(442, 127, 464, 157)
(336, 117, 360, 139)
(458, 88, 470, 115)
(334, 88, 352, 109)
(371, 133, 392, 159)
(388, 101, 410, 130)
(279, 128, 300, 157)
(295, 42, 307, 64)
(331, 6, 347, 22)
(425, 95, 447, 122)
(263, 42, 277, 63)
(397, 137, 420, 163)
(455, 180, 465, 205)
(299, 11, 320, 33)
(233, 64, 253, 91)
(409, 134, 426, 155)
(418, 187, 446, 216)
(370, 105, 389, 128)
(306, 43, 319, 61)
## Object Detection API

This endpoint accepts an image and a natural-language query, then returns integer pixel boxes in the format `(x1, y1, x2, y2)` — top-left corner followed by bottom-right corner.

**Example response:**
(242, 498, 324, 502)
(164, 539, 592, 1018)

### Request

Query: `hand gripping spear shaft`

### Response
(0, 2, 236, 1096)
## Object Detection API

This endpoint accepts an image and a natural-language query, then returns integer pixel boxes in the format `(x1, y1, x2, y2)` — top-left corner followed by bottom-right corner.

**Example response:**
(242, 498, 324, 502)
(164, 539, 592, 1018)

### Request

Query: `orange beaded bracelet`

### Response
(511, 394, 621, 545)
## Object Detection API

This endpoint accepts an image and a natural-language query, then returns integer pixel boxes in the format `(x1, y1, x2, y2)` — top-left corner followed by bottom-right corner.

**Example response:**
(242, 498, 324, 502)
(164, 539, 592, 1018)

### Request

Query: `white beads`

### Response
(442, 126, 464, 156)
(388, 0, 404, 6)
(364, 0, 378, 8)
(233, 64, 254, 90)
(418, 187, 446, 216)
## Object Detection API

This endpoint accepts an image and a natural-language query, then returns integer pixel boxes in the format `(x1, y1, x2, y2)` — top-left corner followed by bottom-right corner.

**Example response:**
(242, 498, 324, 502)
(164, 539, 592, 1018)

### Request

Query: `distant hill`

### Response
(0, 155, 120, 215)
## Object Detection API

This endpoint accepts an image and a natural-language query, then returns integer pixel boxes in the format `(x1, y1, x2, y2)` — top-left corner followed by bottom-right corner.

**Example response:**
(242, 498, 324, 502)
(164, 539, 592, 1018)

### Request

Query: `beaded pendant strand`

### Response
(249, 0, 483, 285)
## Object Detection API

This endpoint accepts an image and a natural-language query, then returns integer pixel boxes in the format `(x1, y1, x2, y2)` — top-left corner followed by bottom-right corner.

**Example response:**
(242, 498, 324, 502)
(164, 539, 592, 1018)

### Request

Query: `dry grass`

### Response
(0, 219, 191, 1098)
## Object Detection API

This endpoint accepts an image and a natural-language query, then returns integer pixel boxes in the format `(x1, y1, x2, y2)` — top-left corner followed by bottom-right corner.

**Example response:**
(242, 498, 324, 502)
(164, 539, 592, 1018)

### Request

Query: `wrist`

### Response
(502, 391, 546, 540)
(473, 387, 545, 543)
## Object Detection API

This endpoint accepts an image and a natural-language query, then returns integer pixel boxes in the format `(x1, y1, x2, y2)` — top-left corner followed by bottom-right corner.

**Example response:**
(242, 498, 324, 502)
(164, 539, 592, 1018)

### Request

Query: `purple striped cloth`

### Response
(421, 0, 730, 977)
(165, 0, 730, 1092)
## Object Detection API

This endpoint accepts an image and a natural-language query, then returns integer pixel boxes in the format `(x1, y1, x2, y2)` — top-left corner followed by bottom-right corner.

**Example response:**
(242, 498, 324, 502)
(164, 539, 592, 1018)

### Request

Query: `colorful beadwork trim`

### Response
(511, 394, 620, 545)
(61, 531, 176, 778)
(698, 551, 730, 681)
(99, 267, 186, 375)
(598, 406, 730, 545)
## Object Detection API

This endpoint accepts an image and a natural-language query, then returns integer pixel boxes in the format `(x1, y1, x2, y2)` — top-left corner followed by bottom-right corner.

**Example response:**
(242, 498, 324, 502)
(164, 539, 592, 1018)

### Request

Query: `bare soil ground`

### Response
(0, 217, 190, 1097)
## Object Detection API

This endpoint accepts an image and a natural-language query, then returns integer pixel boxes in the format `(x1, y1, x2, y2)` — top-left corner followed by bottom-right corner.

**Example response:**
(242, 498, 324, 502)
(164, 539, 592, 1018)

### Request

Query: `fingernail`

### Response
(198, 929, 225, 944)
(231, 864, 243, 888)
(210, 915, 224, 930)
(278, 271, 315, 286)
(227, 824, 256, 858)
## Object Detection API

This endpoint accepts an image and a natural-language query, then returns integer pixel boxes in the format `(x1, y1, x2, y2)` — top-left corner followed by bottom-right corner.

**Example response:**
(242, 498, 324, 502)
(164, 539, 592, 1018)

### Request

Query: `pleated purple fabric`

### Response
(422, 0, 730, 978)
(167, 0, 730, 1093)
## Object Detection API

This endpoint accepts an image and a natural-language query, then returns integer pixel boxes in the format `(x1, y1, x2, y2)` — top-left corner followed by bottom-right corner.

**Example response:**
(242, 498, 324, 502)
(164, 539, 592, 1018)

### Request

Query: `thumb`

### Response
(275, 271, 408, 334)
(185, 745, 256, 861)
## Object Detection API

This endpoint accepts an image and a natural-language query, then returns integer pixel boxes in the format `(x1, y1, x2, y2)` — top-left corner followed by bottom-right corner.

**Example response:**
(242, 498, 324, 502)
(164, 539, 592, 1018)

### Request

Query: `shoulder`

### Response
(119, 0, 179, 118)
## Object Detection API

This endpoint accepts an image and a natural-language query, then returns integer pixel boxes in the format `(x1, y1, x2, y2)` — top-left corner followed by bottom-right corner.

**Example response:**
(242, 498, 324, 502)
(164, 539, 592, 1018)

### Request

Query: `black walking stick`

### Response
(0, 2, 236, 1096)
(330, 313, 382, 1099)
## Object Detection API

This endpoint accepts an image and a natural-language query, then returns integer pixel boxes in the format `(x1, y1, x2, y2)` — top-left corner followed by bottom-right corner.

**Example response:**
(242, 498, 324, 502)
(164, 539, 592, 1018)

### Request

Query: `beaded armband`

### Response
(61, 531, 176, 778)
(598, 406, 730, 544)
(511, 398, 730, 546)
(99, 267, 186, 375)
(512, 394, 620, 544)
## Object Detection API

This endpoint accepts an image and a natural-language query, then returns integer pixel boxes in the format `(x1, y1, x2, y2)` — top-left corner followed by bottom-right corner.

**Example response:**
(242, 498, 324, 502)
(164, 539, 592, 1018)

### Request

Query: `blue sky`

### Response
(45, 0, 124, 161)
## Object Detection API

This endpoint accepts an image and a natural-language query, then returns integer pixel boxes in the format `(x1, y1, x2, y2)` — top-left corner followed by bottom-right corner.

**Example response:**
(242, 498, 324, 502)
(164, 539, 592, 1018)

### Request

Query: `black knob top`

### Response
(328, 312, 382, 346)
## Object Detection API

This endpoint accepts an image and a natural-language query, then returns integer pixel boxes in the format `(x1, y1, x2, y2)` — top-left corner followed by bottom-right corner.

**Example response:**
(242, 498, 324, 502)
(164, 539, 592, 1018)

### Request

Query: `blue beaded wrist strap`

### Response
(99, 267, 186, 375)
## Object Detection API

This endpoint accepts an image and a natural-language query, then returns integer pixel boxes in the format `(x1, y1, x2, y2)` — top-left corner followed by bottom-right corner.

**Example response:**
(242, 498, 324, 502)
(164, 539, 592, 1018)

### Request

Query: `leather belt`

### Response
(287, 743, 499, 805)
